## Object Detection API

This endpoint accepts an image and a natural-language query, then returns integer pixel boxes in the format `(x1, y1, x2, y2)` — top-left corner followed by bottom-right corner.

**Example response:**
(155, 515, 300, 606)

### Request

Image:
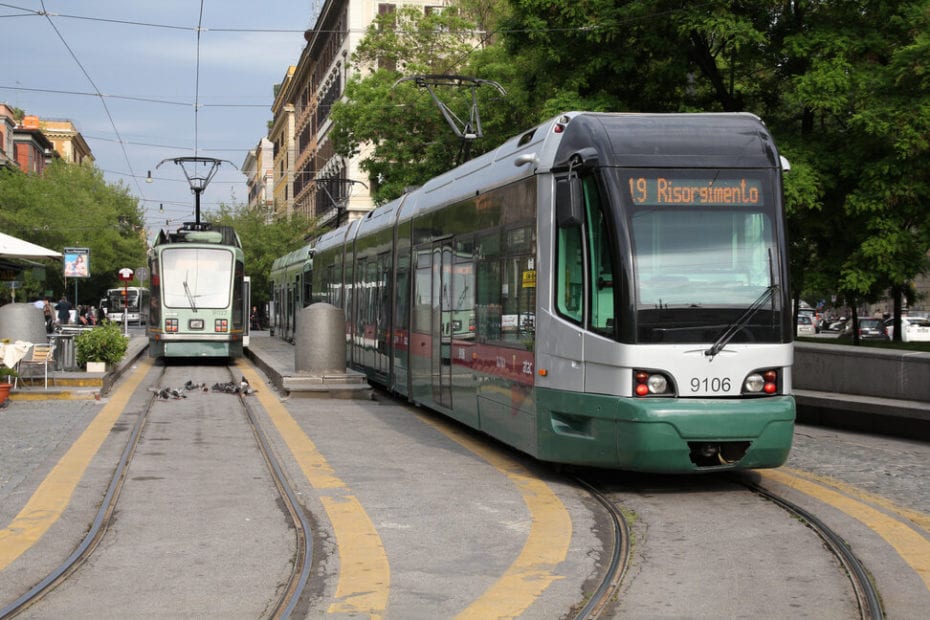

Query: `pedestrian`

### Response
(55, 295, 72, 326)
(43, 298, 53, 333)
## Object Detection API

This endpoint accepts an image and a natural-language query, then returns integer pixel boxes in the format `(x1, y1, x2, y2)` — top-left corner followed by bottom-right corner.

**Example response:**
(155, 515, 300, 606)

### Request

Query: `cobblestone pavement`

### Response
(0, 401, 101, 512)
(787, 423, 930, 513)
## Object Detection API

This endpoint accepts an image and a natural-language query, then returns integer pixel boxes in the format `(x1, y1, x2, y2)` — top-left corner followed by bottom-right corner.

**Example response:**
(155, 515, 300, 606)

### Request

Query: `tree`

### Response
(497, 0, 930, 329)
(209, 203, 316, 313)
(0, 160, 146, 305)
(330, 3, 520, 203)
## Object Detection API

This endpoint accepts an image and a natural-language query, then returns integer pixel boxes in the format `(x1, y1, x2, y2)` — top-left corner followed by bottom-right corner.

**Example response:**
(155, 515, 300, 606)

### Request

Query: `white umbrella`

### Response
(0, 231, 62, 259)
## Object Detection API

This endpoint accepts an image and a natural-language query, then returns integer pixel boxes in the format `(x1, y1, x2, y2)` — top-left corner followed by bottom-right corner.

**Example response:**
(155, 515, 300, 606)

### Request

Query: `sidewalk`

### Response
(8, 335, 149, 401)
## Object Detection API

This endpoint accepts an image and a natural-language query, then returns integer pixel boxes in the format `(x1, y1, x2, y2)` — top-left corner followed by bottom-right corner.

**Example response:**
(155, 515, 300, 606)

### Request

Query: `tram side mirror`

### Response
(556, 175, 584, 228)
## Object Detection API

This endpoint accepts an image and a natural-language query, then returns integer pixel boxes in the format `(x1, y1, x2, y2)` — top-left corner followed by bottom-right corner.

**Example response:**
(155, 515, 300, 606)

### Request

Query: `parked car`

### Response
(796, 315, 816, 337)
(844, 317, 889, 340)
(821, 317, 848, 332)
(884, 316, 930, 342)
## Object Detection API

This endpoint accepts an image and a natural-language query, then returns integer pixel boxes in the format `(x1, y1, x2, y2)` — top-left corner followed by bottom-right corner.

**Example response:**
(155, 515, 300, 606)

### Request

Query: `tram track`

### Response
(574, 470, 884, 619)
(0, 363, 313, 619)
(732, 473, 884, 620)
(570, 476, 631, 620)
(0, 365, 159, 620)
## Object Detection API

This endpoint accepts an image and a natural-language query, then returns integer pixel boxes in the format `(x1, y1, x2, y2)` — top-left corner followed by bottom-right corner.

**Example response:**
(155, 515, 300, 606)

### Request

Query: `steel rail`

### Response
(736, 476, 884, 620)
(2, 364, 314, 619)
(572, 476, 631, 619)
(0, 367, 163, 619)
(234, 367, 313, 619)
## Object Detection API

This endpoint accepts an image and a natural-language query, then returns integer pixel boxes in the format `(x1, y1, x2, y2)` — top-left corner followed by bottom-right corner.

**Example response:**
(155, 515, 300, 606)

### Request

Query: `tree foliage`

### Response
(209, 204, 316, 310)
(332, 0, 930, 324)
(0, 160, 146, 305)
(330, 4, 521, 203)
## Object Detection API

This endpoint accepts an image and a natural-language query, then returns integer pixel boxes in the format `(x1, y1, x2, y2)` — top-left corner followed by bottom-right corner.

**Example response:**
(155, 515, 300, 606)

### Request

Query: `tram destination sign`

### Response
(628, 176, 763, 207)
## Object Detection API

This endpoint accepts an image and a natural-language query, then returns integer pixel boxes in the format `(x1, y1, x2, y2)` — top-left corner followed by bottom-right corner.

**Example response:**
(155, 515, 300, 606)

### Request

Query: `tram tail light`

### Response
(743, 369, 779, 395)
(215, 319, 228, 332)
(165, 318, 178, 333)
(633, 370, 673, 397)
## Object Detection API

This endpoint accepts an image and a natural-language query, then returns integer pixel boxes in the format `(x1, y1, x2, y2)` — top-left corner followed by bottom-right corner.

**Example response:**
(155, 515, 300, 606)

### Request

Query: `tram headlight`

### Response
(744, 373, 765, 393)
(647, 375, 667, 394)
(743, 369, 779, 395)
(633, 370, 673, 396)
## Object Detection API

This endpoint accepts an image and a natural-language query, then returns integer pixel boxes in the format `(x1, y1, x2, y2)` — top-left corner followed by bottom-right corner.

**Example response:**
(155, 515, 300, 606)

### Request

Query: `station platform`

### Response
(7, 331, 369, 402)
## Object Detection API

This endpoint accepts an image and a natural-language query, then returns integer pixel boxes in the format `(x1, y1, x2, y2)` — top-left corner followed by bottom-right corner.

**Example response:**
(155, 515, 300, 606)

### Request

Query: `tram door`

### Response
(432, 241, 453, 408)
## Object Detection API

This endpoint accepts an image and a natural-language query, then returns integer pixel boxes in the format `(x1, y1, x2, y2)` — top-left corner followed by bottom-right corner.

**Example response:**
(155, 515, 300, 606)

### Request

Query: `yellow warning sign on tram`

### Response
(522, 270, 536, 288)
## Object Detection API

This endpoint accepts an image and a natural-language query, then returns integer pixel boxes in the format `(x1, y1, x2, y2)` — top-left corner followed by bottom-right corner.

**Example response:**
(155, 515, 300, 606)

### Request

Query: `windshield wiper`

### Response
(183, 277, 197, 312)
(704, 284, 778, 358)
(705, 248, 779, 358)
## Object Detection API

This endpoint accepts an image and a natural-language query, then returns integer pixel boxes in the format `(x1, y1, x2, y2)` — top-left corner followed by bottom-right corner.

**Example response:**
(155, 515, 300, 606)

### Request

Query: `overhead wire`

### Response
(36, 0, 147, 203)
(5, 1, 301, 220)
(194, 0, 205, 158)
(0, 84, 269, 108)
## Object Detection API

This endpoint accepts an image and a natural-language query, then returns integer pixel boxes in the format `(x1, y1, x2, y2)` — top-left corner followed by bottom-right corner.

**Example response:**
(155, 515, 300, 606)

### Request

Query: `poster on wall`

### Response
(63, 247, 90, 278)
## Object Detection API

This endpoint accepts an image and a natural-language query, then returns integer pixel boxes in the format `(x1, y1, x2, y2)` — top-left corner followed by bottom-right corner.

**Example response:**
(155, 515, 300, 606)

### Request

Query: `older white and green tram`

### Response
(269, 244, 314, 342)
(297, 112, 795, 472)
(148, 223, 247, 358)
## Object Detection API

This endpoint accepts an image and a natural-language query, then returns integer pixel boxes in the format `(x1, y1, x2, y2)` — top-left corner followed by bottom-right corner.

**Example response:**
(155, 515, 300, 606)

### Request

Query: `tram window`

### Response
(586, 179, 616, 335)
(414, 250, 432, 334)
(501, 254, 536, 344)
(556, 222, 584, 323)
(453, 241, 475, 339)
(476, 233, 502, 342)
(554, 175, 616, 334)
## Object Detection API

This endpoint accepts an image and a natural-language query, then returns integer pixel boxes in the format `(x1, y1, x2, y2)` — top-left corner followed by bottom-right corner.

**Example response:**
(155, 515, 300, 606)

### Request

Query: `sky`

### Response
(3, 1, 321, 236)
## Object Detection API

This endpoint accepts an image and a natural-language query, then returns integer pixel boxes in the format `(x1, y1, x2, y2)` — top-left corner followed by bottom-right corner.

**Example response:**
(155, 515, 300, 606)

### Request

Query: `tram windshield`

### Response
(161, 247, 233, 309)
(624, 170, 785, 344)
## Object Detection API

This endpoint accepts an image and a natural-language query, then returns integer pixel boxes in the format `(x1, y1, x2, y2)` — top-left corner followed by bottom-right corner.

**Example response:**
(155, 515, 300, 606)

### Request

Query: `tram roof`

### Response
(153, 223, 241, 248)
(552, 112, 780, 169)
(312, 111, 782, 252)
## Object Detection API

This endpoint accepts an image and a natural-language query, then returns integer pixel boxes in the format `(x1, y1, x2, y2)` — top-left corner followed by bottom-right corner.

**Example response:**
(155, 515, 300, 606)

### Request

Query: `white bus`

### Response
(106, 287, 151, 325)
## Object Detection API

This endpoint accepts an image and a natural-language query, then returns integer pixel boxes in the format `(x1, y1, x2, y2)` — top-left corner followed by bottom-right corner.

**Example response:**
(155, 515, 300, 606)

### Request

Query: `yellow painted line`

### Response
(237, 361, 390, 618)
(761, 468, 930, 589)
(780, 466, 930, 533)
(0, 357, 154, 570)
(415, 413, 571, 619)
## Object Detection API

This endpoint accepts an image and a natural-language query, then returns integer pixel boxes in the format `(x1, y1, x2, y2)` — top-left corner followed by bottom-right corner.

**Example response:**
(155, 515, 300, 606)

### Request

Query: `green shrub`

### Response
(75, 323, 128, 366)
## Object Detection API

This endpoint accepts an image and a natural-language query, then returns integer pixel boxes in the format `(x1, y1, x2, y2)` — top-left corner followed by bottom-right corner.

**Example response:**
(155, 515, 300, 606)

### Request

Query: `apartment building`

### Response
(0, 106, 93, 173)
(270, 0, 449, 225)
(0, 104, 16, 170)
(270, 66, 297, 219)
(40, 118, 94, 165)
(11, 115, 56, 174)
(242, 137, 275, 219)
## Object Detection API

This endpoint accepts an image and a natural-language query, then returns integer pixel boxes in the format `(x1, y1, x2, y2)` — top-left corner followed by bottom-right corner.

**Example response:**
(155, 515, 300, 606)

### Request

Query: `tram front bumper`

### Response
(537, 389, 795, 472)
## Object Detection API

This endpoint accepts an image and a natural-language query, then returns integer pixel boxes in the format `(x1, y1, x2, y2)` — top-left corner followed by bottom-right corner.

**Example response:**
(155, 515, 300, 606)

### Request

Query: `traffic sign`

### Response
(118, 267, 134, 281)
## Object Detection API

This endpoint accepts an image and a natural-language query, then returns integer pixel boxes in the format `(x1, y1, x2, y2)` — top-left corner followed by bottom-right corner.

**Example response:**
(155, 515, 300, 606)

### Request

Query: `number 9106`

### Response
(691, 377, 731, 392)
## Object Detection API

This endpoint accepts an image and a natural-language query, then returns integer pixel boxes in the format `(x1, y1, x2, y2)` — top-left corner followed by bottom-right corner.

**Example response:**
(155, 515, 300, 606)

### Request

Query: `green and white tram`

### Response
(269, 244, 314, 341)
(305, 112, 795, 472)
(148, 223, 247, 358)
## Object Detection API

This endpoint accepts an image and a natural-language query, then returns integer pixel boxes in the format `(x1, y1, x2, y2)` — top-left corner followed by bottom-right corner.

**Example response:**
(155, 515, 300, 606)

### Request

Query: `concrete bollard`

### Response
(295, 303, 346, 374)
